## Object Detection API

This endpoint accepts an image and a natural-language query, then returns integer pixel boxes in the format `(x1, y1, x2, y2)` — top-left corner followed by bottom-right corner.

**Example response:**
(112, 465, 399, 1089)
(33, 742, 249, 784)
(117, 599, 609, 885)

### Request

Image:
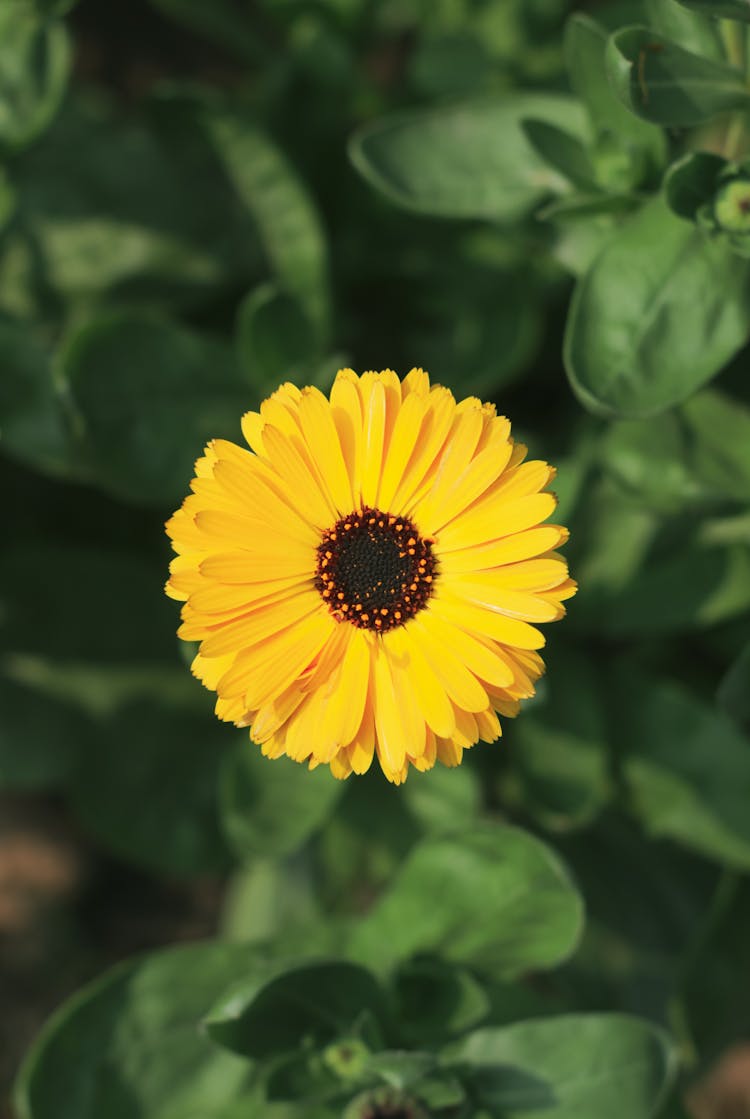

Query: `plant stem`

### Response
(721, 19, 747, 74)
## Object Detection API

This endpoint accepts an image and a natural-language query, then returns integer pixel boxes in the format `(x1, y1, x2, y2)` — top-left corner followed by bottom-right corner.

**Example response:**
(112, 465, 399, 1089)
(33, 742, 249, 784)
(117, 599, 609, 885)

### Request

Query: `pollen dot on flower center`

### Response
(315, 506, 436, 632)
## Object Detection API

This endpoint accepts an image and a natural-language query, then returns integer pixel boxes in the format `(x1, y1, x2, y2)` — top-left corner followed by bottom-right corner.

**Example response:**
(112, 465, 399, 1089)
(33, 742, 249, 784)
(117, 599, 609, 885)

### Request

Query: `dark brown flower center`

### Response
(315, 506, 436, 632)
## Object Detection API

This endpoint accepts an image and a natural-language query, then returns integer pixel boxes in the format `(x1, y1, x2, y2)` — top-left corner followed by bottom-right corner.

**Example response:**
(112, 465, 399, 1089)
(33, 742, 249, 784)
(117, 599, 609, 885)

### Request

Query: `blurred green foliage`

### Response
(3, 0, 750, 1115)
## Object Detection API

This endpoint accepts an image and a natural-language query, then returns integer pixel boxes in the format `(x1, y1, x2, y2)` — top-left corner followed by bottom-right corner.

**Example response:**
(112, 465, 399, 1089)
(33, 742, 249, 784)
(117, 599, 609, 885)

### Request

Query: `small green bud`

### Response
(714, 179, 750, 234)
(322, 1037, 370, 1080)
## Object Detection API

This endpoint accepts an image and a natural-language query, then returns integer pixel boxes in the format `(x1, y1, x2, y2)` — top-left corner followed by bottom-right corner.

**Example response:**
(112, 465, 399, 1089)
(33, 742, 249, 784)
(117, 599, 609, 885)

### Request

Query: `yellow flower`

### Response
(166, 369, 575, 784)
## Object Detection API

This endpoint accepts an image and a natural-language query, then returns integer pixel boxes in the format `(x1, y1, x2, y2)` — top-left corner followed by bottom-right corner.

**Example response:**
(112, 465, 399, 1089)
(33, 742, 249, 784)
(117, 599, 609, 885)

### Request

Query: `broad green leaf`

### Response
(601, 388, 750, 510)
(0, 544, 176, 662)
(564, 14, 665, 187)
(13, 97, 258, 308)
(664, 150, 727, 221)
(0, 317, 72, 477)
(521, 119, 597, 190)
(349, 94, 587, 222)
(615, 677, 750, 868)
(0, 676, 88, 788)
(0, 1, 70, 153)
(235, 283, 316, 391)
(606, 27, 750, 126)
(202, 108, 331, 342)
(70, 700, 230, 876)
(447, 1014, 676, 1118)
(676, 0, 750, 19)
(718, 641, 750, 732)
(392, 958, 490, 1046)
(14, 942, 260, 1119)
(348, 824, 584, 978)
(565, 196, 750, 417)
(220, 744, 343, 860)
(204, 961, 385, 1058)
(508, 648, 612, 831)
(62, 312, 251, 506)
(645, 0, 723, 58)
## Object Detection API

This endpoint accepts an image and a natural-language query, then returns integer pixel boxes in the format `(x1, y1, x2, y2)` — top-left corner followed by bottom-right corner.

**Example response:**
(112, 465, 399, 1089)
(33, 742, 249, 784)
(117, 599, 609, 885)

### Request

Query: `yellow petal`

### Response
(438, 493, 557, 552)
(318, 628, 370, 749)
(393, 627, 455, 738)
(298, 386, 354, 513)
(440, 526, 568, 573)
(430, 592, 545, 650)
(242, 612, 337, 710)
(408, 615, 489, 713)
(360, 377, 387, 507)
(372, 643, 406, 774)
(198, 589, 321, 658)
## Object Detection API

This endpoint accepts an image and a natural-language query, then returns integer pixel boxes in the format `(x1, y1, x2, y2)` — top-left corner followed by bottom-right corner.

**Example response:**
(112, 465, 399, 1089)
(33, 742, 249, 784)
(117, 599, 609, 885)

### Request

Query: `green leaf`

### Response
(392, 958, 490, 1046)
(718, 640, 750, 732)
(664, 150, 727, 221)
(521, 119, 597, 190)
(447, 1014, 676, 1118)
(62, 312, 250, 506)
(0, 676, 88, 789)
(0, 317, 72, 477)
(220, 743, 343, 860)
(508, 648, 613, 831)
(204, 961, 385, 1058)
(202, 108, 331, 343)
(606, 26, 750, 126)
(645, 0, 723, 58)
(676, 0, 750, 20)
(349, 94, 588, 222)
(0, 1, 70, 153)
(13, 96, 259, 308)
(563, 14, 665, 188)
(348, 824, 584, 978)
(70, 700, 230, 876)
(601, 388, 750, 510)
(616, 677, 750, 868)
(235, 283, 316, 391)
(565, 196, 750, 417)
(14, 942, 260, 1119)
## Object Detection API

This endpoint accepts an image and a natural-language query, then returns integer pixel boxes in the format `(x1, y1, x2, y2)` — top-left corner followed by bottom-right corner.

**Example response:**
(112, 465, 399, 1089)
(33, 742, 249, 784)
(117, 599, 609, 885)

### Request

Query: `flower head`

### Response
(166, 368, 575, 783)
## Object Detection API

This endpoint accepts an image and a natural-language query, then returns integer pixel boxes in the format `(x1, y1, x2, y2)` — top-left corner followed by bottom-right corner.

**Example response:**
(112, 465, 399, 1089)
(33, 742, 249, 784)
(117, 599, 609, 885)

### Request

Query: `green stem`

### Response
(721, 19, 747, 73)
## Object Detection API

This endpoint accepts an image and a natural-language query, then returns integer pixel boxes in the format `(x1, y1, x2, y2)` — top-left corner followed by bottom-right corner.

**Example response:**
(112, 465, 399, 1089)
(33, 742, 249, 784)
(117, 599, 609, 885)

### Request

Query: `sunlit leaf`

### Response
(447, 1014, 676, 1118)
(565, 196, 750, 417)
(348, 824, 584, 978)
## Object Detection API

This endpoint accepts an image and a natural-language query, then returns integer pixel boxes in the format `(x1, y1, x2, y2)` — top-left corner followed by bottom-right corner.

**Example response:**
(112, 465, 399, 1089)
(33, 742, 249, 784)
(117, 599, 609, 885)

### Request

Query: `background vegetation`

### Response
(2, 0, 750, 1116)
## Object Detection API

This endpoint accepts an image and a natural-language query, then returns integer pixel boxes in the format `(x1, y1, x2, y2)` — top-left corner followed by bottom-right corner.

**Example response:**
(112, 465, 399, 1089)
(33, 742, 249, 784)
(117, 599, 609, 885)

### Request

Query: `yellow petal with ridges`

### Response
(431, 592, 545, 650)
(409, 615, 489, 713)
(393, 627, 455, 738)
(298, 386, 354, 513)
(438, 492, 557, 552)
(372, 644, 406, 775)
(440, 526, 568, 573)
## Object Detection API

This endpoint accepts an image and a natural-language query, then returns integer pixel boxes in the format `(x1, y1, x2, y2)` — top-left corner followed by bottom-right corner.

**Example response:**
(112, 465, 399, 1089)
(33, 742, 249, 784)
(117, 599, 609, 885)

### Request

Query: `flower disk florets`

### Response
(315, 507, 436, 632)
